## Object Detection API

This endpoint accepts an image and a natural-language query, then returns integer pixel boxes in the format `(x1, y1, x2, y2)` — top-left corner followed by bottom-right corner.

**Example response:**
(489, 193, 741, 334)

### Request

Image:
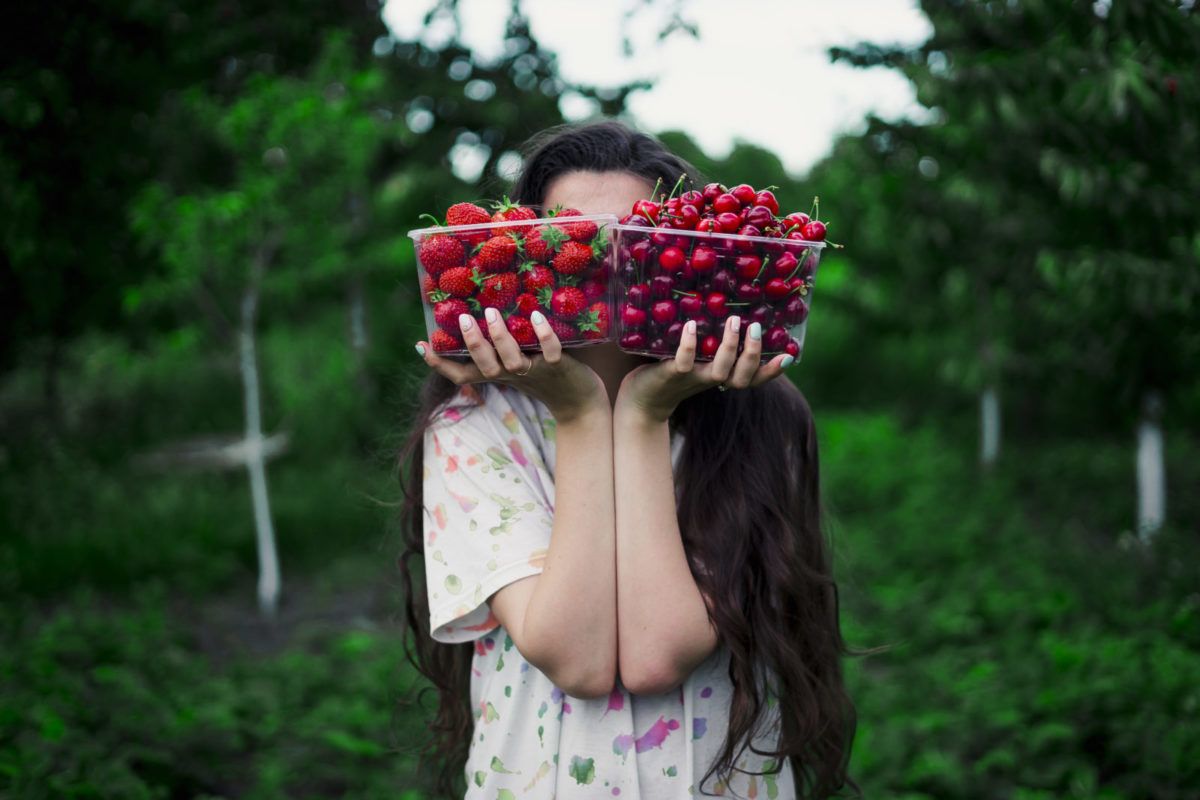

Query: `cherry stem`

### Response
(754, 255, 772, 283)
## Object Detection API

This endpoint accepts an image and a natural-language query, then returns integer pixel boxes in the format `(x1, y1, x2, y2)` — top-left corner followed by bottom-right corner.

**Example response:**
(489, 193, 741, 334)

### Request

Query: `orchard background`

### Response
(2, 1, 1198, 798)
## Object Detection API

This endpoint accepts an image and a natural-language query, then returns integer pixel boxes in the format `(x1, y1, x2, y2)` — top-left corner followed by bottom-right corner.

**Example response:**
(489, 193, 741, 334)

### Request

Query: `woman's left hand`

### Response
(615, 315, 794, 424)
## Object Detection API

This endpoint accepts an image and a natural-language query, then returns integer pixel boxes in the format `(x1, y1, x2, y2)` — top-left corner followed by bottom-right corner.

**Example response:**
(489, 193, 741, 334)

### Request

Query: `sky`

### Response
(383, 0, 932, 176)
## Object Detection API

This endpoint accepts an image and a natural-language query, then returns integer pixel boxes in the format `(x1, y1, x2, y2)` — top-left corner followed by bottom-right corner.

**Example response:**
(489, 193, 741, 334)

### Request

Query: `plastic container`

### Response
(408, 213, 618, 355)
(611, 224, 824, 362)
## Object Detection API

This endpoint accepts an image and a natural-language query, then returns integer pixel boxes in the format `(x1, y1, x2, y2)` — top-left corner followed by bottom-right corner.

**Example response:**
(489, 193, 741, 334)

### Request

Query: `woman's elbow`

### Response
(552, 662, 616, 699)
(620, 661, 687, 697)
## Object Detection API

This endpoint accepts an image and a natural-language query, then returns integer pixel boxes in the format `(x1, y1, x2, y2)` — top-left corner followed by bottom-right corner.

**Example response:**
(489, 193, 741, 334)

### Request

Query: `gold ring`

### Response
(717, 384, 728, 392)
(513, 356, 534, 377)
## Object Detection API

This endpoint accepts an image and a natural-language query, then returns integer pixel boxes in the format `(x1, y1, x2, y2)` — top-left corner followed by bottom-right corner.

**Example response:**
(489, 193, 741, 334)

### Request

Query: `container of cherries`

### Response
(612, 180, 831, 362)
(408, 199, 617, 355)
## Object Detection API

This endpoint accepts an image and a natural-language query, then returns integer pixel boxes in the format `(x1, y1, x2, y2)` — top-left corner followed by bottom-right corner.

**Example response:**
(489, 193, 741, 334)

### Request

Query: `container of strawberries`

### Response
(409, 199, 617, 354)
(612, 182, 830, 362)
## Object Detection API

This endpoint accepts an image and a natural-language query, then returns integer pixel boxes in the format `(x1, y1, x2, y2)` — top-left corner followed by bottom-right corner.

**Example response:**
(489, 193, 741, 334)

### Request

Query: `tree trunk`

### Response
(980, 384, 1001, 468)
(348, 274, 372, 397)
(240, 245, 281, 617)
(1136, 390, 1166, 542)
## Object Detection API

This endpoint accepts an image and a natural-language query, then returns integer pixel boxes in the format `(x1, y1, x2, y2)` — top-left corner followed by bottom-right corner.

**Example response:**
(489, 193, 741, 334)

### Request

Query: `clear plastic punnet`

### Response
(611, 223, 824, 362)
(408, 212, 618, 355)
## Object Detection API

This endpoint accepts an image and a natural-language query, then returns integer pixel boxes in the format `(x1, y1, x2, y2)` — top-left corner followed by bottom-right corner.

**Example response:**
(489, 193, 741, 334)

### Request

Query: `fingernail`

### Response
(458, 313, 473, 331)
(485, 307, 499, 323)
(729, 315, 741, 333)
(530, 310, 546, 325)
(749, 322, 762, 341)
(686, 320, 696, 335)
(415, 343, 427, 357)
(781, 354, 795, 368)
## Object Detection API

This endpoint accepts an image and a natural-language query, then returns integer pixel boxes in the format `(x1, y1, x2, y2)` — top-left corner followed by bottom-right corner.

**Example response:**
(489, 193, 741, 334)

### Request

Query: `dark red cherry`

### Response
(746, 205, 774, 228)
(648, 337, 670, 354)
(665, 320, 685, 345)
(700, 335, 721, 358)
(632, 199, 661, 223)
(734, 254, 763, 280)
(705, 292, 729, 318)
(621, 303, 648, 329)
(627, 282, 650, 308)
(679, 293, 705, 319)
(650, 274, 676, 300)
(620, 331, 648, 350)
(764, 325, 790, 352)
(650, 300, 677, 325)
(729, 183, 757, 206)
(748, 304, 774, 326)
(659, 245, 686, 271)
(715, 212, 741, 233)
(764, 278, 790, 301)
(690, 245, 718, 273)
(713, 193, 741, 215)
(785, 339, 801, 357)
(629, 239, 653, 264)
(802, 220, 827, 241)
(737, 281, 764, 302)
(755, 190, 780, 215)
(702, 182, 727, 203)
(709, 269, 737, 295)
(772, 251, 799, 278)
(782, 212, 810, 233)
(783, 294, 809, 324)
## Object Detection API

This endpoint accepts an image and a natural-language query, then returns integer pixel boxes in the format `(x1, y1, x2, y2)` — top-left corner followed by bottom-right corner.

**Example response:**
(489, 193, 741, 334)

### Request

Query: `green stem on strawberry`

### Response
(419, 213, 442, 228)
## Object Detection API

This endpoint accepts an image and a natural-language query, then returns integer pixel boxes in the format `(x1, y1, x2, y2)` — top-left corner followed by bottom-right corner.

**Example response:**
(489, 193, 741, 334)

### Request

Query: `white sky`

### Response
(383, 0, 931, 176)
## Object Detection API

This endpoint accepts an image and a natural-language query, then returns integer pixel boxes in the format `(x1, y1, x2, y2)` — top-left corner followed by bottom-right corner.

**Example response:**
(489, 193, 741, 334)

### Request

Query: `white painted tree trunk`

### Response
(980, 384, 1001, 468)
(240, 279, 281, 616)
(1136, 391, 1166, 542)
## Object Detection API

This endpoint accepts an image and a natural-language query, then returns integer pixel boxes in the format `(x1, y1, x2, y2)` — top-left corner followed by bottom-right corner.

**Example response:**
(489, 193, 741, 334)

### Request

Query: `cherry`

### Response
(621, 303, 648, 329)
(802, 221, 827, 241)
(715, 212, 741, 233)
(650, 230, 676, 248)
(734, 225, 760, 253)
(783, 294, 809, 324)
(690, 245, 718, 273)
(734, 254, 763, 280)
(785, 339, 800, 358)
(693, 318, 714, 338)
(650, 299, 677, 324)
(629, 239, 653, 264)
(626, 282, 650, 308)
(665, 320, 685, 346)
(700, 335, 721, 358)
(680, 190, 704, 207)
(678, 204, 701, 229)
(678, 293, 705, 319)
(772, 251, 799, 277)
(709, 269, 737, 295)
(713, 193, 741, 215)
(702, 182, 727, 203)
(764, 325, 791, 352)
(695, 217, 720, 234)
(787, 276, 806, 293)
(632, 199, 661, 223)
(737, 281, 764, 302)
(782, 212, 810, 233)
(730, 183, 757, 206)
(755, 190, 780, 215)
(650, 274, 675, 299)
(748, 304, 774, 326)
(659, 246, 686, 272)
(800, 252, 818, 279)
(705, 292, 730, 318)
(764, 278, 790, 301)
(648, 337, 670, 355)
(620, 331, 648, 350)
(746, 205, 774, 229)
(621, 213, 653, 228)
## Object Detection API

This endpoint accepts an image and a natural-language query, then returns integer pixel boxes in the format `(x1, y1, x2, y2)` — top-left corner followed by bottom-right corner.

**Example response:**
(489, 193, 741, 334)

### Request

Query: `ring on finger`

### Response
(717, 383, 728, 392)
(513, 355, 534, 377)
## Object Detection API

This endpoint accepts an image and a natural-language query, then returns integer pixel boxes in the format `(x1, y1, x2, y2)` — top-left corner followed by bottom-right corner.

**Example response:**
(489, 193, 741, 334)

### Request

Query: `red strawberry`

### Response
(445, 202, 491, 227)
(422, 275, 438, 296)
(433, 298, 470, 332)
(552, 208, 599, 241)
(491, 196, 538, 234)
(506, 315, 538, 346)
(548, 317, 578, 341)
(477, 273, 519, 309)
(430, 329, 462, 353)
(437, 266, 477, 298)
(418, 234, 465, 276)
(523, 224, 568, 262)
(522, 264, 556, 294)
(514, 292, 541, 317)
(551, 240, 594, 275)
(580, 275, 608, 302)
(577, 302, 610, 339)
(550, 286, 587, 319)
(476, 235, 518, 272)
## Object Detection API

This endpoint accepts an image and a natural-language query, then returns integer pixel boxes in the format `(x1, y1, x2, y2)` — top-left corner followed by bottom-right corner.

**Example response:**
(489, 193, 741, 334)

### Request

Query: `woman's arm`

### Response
(613, 407, 718, 696)
(489, 405, 616, 699)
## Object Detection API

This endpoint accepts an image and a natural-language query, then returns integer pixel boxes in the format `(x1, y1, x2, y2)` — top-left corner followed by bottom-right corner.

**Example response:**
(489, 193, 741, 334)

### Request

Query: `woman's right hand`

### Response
(416, 308, 609, 425)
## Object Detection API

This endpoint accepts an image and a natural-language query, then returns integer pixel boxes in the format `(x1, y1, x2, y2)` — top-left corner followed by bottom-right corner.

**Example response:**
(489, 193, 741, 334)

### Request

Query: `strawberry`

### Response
(552, 208, 599, 241)
(491, 196, 538, 235)
(422, 275, 438, 297)
(577, 302, 610, 339)
(514, 292, 541, 317)
(580, 275, 608, 302)
(475, 234, 518, 273)
(417, 234, 465, 276)
(550, 286, 587, 319)
(430, 329, 462, 353)
(445, 202, 491, 227)
(522, 264, 556, 294)
(524, 223, 569, 262)
(477, 273, 519, 309)
(437, 266, 477, 298)
(433, 298, 470, 332)
(506, 315, 538, 346)
(551, 240, 594, 275)
(547, 317, 578, 341)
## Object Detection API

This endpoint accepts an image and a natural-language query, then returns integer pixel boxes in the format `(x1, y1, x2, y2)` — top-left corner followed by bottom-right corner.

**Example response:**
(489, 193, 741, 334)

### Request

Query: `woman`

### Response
(397, 120, 860, 799)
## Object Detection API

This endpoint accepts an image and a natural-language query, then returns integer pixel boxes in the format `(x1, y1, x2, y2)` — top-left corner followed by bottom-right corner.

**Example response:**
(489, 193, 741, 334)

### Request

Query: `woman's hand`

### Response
(416, 308, 608, 425)
(615, 315, 793, 424)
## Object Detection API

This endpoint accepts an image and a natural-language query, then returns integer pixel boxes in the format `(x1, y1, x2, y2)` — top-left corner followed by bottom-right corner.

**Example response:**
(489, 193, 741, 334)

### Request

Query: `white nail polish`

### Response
(686, 320, 696, 335)
(485, 307, 499, 323)
(781, 354, 795, 368)
(530, 310, 546, 326)
(749, 322, 762, 341)
(730, 315, 741, 333)
(459, 313, 473, 331)
(415, 343, 427, 357)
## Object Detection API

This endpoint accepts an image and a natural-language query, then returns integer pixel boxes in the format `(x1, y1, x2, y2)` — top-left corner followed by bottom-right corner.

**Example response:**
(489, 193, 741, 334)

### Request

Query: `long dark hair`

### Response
(395, 119, 864, 799)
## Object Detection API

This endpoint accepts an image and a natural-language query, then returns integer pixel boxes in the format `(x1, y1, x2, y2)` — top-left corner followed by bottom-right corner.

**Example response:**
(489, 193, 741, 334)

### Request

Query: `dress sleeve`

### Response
(421, 386, 556, 644)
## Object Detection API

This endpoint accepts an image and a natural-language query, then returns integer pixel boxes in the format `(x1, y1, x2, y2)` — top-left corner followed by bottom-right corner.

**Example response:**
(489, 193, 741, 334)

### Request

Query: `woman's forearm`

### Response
(520, 405, 618, 696)
(613, 407, 719, 695)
